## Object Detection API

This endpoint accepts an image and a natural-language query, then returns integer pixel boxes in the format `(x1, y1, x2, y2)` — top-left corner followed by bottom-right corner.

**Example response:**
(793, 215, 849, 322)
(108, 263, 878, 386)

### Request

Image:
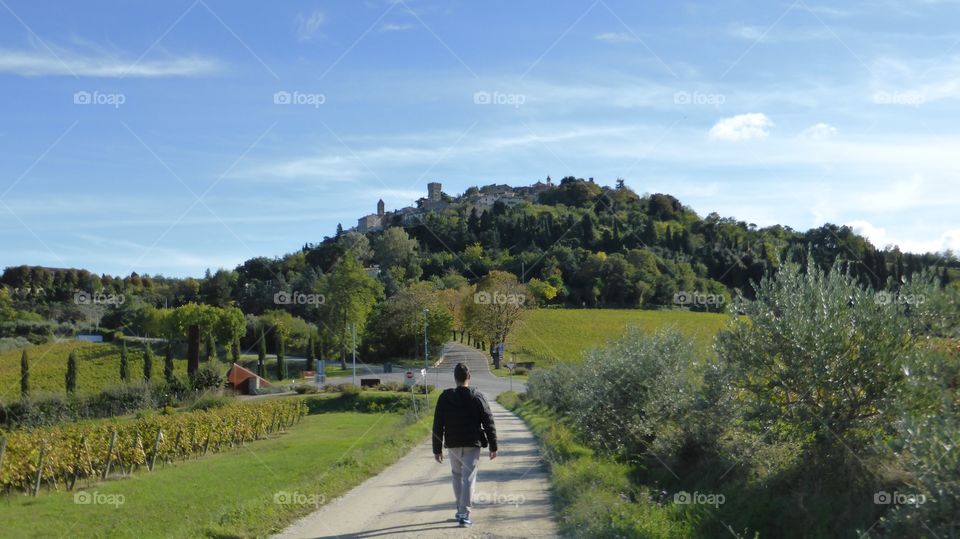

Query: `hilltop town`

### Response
(354, 179, 558, 233)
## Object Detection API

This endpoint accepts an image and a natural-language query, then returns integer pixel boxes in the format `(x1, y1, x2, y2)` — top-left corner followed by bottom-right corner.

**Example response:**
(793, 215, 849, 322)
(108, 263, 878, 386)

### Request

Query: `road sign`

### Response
(507, 362, 515, 370)
(420, 368, 427, 378)
(404, 371, 414, 386)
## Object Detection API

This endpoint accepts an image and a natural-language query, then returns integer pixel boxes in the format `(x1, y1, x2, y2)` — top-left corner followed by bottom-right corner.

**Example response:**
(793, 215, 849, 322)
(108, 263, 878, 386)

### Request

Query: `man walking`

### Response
(432, 362, 498, 528)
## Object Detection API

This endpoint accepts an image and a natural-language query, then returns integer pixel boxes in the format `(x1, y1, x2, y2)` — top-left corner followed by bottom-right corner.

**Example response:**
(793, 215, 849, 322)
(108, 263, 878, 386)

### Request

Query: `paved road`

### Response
(324, 342, 527, 399)
(275, 343, 553, 539)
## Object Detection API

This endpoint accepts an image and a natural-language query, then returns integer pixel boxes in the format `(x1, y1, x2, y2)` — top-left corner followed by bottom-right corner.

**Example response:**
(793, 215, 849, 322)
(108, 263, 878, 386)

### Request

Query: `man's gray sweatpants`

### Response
(448, 446, 482, 517)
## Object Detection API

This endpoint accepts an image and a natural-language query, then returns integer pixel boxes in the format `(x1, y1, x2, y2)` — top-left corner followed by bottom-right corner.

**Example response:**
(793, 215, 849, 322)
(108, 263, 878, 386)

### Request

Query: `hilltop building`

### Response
(353, 179, 558, 233)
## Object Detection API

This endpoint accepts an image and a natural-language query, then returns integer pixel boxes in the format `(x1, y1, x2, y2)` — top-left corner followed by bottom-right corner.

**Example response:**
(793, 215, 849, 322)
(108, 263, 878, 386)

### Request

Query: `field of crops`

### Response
(0, 340, 191, 401)
(507, 308, 729, 366)
(0, 399, 305, 494)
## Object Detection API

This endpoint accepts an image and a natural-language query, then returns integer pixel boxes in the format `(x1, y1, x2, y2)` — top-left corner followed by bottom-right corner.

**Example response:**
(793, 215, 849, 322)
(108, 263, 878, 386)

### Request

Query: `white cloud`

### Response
(296, 10, 326, 42)
(849, 220, 960, 254)
(799, 122, 838, 140)
(594, 32, 638, 44)
(0, 48, 219, 77)
(381, 23, 414, 32)
(708, 113, 774, 141)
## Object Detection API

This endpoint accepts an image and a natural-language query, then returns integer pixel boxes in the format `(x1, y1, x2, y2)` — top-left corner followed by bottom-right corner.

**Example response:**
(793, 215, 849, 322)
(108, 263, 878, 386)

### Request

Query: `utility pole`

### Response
(351, 323, 356, 385)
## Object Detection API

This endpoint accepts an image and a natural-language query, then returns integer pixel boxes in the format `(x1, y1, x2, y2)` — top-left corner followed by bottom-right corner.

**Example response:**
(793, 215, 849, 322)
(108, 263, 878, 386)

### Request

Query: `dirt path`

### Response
(274, 344, 557, 539)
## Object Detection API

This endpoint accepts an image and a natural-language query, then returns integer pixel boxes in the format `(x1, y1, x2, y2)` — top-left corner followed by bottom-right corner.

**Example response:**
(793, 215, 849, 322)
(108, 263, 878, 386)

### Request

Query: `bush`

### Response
(530, 328, 700, 459)
(293, 384, 320, 394)
(717, 259, 915, 457)
(0, 336, 30, 353)
(190, 365, 224, 392)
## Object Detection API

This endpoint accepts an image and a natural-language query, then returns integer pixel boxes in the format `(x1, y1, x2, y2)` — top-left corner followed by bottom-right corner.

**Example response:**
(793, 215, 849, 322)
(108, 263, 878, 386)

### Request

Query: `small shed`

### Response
(226, 363, 272, 395)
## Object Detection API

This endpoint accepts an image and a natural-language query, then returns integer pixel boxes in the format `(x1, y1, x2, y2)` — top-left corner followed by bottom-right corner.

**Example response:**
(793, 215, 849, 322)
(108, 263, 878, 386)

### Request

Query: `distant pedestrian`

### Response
(432, 362, 498, 528)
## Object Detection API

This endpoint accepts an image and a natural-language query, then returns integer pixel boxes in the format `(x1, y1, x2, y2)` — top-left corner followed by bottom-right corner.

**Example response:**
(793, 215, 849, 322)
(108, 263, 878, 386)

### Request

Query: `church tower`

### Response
(377, 199, 385, 216)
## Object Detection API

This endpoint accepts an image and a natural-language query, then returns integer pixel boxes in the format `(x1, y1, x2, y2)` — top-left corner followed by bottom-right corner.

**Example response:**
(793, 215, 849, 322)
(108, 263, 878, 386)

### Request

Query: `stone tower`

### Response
(427, 182, 442, 201)
(377, 199, 385, 216)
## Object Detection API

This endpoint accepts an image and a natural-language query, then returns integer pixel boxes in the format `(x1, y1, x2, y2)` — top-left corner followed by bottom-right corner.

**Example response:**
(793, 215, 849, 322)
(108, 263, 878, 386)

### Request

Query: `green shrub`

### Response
(190, 365, 224, 392)
(529, 328, 701, 459)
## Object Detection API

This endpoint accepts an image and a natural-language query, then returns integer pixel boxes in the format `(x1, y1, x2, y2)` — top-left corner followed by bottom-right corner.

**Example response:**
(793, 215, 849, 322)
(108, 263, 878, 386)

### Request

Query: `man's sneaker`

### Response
(453, 512, 465, 522)
(459, 517, 472, 528)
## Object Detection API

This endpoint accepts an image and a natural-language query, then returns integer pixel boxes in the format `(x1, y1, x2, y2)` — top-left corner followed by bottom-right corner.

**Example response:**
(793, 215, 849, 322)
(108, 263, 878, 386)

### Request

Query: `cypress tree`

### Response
(143, 342, 154, 382)
(231, 335, 241, 364)
(164, 341, 175, 382)
(257, 325, 267, 378)
(119, 340, 129, 382)
(276, 332, 287, 380)
(66, 350, 77, 394)
(20, 349, 29, 399)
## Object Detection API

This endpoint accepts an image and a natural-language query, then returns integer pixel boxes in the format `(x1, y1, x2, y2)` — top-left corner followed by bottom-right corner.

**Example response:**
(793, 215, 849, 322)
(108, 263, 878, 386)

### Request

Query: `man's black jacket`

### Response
(432, 386, 498, 454)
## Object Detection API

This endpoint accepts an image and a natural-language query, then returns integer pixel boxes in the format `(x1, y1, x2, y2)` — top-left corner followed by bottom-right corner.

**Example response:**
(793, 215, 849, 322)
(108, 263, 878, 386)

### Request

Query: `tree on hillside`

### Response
(65, 350, 77, 394)
(143, 342, 154, 382)
(257, 324, 267, 377)
(337, 230, 373, 264)
(374, 227, 418, 269)
(276, 331, 287, 380)
(231, 334, 241, 364)
(119, 340, 129, 382)
(164, 341, 175, 382)
(318, 253, 384, 368)
(367, 282, 454, 360)
(19, 349, 29, 398)
(463, 271, 531, 368)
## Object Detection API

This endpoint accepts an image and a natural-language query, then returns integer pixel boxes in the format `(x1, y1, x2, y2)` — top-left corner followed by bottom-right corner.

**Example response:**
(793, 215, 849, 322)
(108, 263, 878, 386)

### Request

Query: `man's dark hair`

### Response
(454, 362, 470, 384)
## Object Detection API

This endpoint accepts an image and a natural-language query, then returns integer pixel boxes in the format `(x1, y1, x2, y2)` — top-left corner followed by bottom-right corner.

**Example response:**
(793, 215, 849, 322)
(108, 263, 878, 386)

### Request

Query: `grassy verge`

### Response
(0, 391, 436, 538)
(497, 391, 692, 538)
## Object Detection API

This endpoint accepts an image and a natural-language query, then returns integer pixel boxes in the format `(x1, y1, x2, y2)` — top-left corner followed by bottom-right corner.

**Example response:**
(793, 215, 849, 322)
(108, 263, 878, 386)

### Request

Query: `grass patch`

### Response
(0, 392, 436, 538)
(508, 309, 727, 366)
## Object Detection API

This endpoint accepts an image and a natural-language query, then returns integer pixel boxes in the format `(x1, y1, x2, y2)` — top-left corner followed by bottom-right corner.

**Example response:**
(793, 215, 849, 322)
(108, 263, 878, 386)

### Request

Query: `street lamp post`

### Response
(423, 309, 429, 396)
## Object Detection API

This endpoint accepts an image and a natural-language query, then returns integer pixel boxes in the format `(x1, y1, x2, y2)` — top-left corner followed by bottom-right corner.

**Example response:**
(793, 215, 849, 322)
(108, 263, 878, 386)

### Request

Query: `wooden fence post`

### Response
(32, 442, 46, 497)
(103, 431, 117, 479)
(148, 428, 163, 471)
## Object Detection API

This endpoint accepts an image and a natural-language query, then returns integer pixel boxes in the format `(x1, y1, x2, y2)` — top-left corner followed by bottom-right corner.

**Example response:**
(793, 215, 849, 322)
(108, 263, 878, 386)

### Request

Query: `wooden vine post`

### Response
(103, 430, 118, 479)
(32, 442, 46, 497)
(148, 428, 163, 471)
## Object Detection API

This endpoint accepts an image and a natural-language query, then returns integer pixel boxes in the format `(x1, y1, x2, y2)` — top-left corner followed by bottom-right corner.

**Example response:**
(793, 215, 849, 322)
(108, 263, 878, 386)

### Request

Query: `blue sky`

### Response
(1, 0, 958, 277)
